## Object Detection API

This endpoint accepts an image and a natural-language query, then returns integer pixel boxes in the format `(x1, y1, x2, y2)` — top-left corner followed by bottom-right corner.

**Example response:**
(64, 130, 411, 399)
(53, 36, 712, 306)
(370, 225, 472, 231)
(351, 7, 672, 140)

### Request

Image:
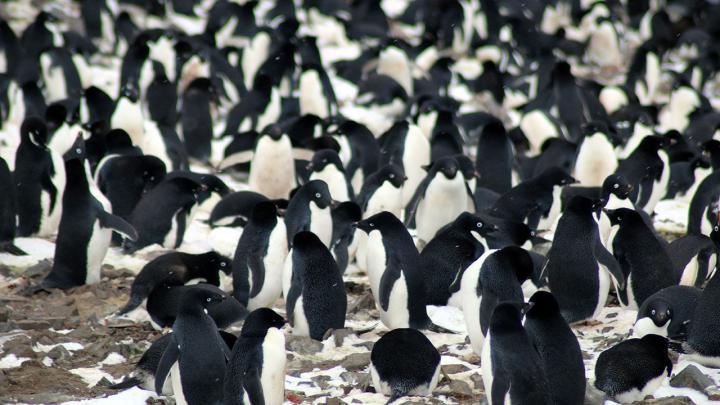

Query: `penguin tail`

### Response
(109, 375, 141, 390)
(0, 242, 27, 256)
(669, 340, 690, 354)
(426, 322, 459, 334)
(384, 391, 404, 405)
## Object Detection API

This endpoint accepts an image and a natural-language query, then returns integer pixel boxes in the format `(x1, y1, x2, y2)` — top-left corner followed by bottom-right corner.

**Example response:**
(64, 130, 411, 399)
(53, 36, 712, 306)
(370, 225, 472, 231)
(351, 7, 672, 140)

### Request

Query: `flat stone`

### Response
(47, 345, 72, 361)
(447, 380, 473, 397)
(332, 328, 353, 347)
(670, 365, 713, 392)
(342, 352, 370, 371)
(584, 383, 605, 405)
(286, 335, 323, 355)
(705, 386, 720, 400)
(12, 319, 51, 330)
(325, 397, 344, 405)
(24, 260, 52, 278)
(469, 373, 484, 391)
(634, 396, 695, 404)
(442, 364, 470, 374)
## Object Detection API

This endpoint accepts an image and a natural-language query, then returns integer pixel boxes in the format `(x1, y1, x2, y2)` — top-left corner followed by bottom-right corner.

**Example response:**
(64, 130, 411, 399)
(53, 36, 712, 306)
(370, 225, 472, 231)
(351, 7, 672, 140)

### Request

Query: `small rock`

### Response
(13, 319, 51, 330)
(584, 383, 605, 405)
(0, 306, 9, 322)
(442, 364, 470, 374)
(24, 260, 52, 277)
(606, 312, 618, 319)
(342, 352, 370, 371)
(705, 386, 720, 400)
(36, 335, 54, 345)
(286, 335, 323, 355)
(670, 365, 713, 392)
(325, 397, 344, 405)
(94, 377, 114, 388)
(16, 393, 76, 403)
(634, 396, 695, 404)
(447, 380, 473, 398)
(340, 371, 370, 388)
(47, 345, 72, 361)
(469, 373, 483, 390)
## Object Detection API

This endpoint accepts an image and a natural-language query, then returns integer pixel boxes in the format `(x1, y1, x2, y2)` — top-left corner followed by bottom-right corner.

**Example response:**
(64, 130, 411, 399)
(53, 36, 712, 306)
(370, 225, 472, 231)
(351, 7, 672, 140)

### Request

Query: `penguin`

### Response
(607, 208, 676, 310)
(475, 120, 513, 194)
(0, 157, 25, 255)
(154, 287, 232, 405)
(369, 328, 441, 404)
(594, 335, 672, 403)
(224, 73, 281, 135)
(524, 291, 586, 405)
(124, 176, 204, 252)
(232, 201, 288, 311)
(284, 179, 334, 248)
(330, 201, 362, 274)
(146, 60, 178, 126)
(683, 262, 720, 367)
(285, 231, 346, 341)
(14, 117, 66, 237)
(41, 139, 138, 289)
(306, 149, 354, 202)
(330, 119, 380, 194)
(687, 170, 720, 235)
(147, 283, 247, 330)
(218, 126, 295, 200)
(545, 196, 625, 323)
(405, 156, 469, 246)
(667, 234, 716, 287)
(298, 64, 336, 119)
(379, 120, 431, 206)
(489, 167, 577, 231)
(615, 135, 670, 215)
(573, 123, 618, 187)
(209, 191, 283, 228)
(117, 251, 233, 316)
(482, 302, 552, 405)
(420, 212, 496, 307)
(356, 163, 406, 218)
(180, 78, 216, 162)
(224, 308, 286, 405)
(633, 285, 702, 340)
(111, 84, 145, 147)
(356, 211, 453, 332)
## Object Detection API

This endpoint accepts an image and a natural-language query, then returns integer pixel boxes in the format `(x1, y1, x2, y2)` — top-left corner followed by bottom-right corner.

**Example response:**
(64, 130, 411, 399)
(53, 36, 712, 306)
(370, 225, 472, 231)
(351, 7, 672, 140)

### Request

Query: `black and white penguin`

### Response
(482, 302, 552, 405)
(284, 179, 334, 248)
(573, 123, 618, 187)
(232, 201, 287, 310)
(330, 201, 362, 273)
(545, 196, 625, 323)
(14, 117, 66, 237)
(117, 251, 232, 316)
(147, 283, 247, 330)
(633, 285, 702, 340)
(285, 232, 346, 340)
(180, 78, 216, 162)
(356, 211, 452, 332)
(124, 176, 204, 252)
(306, 149, 354, 202)
(209, 191, 272, 228)
(405, 156, 469, 246)
(356, 163, 406, 218)
(475, 120, 513, 195)
(524, 291, 586, 405)
(687, 170, 720, 235)
(154, 287, 232, 405)
(379, 120, 431, 205)
(370, 328, 441, 403)
(420, 212, 496, 307)
(0, 157, 25, 255)
(594, 335, 672, 403)
(668, 234, 716, 287)
(41, 139, 138, 289)
(330, 119, 380, 194)
(111, 84, 145, 147)
(615, 135, 670, 215)
(224, 308, 286, 405)
(683, 265, 720, 367)
(607, 208, 676, 310)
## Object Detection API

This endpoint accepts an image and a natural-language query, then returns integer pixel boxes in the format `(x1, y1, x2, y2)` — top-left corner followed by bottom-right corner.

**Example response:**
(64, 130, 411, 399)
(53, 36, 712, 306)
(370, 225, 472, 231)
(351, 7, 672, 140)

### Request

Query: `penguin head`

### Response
(379, 164, 407, 188)
(605, 208, 637, 226)
(332, 201, 362, 226)
(640, 298, 673, 328)
(263, 124, 285, 141)
(488, 302, 528, 334)
(241, 308, 286, 338)
(21, 117, 49, 147)
(198, 174, 231, 197)
(200, 251, 233, 275)
(454, 154, 478, 181)
(140, 157, 167, 189)
(525, 291, 561, 320)
(430, 157, 459, 180)
(711, 221, 720, 249)
(639, 333, 670, 353)
(292, 231, 325, 252)
(495, 246, 535, 284)
(186, 77, 218, 103)
(105, 129, 136, 152)
(251, 201, 279, 225)
(307, 149, 344, 172)
(304, 180, 334, 209)
(45, 103, 68, 132)
(355, 211, 398, 234)
(119, 84, 139, 102)
(602, 174, 633, 199)
(456, 212, 497, 237)
(639, 134, 670, 151)
(537, 167, 576, 187)
(63, 135, 86, 162)
(182, 286, 227, 310)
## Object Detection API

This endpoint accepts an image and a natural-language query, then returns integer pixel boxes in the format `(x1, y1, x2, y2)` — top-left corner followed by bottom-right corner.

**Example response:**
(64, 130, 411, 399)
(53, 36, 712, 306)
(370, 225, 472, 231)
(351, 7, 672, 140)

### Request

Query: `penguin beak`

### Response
(306, 162, 314, 171)
(521, 301, 535, 315)
(626, 184, 634, 192)
(530, 234, 551, 245)
(329, 199, 339, 209)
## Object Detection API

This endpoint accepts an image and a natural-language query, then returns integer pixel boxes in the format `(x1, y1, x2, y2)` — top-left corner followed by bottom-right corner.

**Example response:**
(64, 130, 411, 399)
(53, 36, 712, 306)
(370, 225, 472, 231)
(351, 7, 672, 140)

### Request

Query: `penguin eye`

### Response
(323, 159, 327, 163)
(389, 173, 395, 179)
(651, 309, 656, 316)
(613, 184, 619, 189)
(206, 297, 211, 302)
(75, 148, 82, 154)
(476, 222, 483, 228)
(530, 230, 535, 236)
(715, 226, 719, 232)
(369, 222, 374, 227)
(315, 192, 321, 198)
(220, 262, 226, 267)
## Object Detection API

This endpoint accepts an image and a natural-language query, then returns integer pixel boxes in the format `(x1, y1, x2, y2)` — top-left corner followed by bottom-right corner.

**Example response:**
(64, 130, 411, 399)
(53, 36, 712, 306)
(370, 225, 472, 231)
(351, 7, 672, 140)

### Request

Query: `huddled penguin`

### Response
(155, 287, 232, 405)
(224, 308, 286, 405)
(285, 231, 346, 340)
(146, 283, 247, 330)
(668, 234, 716, 287)
(180, 78, 216, 162)
(524, 291, 586, 405)
(683, 268, 720, 367)
(232, 201, 287, 310)
(633, 285, 702, 339)
(0, 157, 25, 255)
(594, 335, 672, 403)
(370, 328, 441, 404)
(117, 251, 232, 316)
(482, 302, 552, 405)
(284, 179, 334, 248)
(356, 211, 453, 332)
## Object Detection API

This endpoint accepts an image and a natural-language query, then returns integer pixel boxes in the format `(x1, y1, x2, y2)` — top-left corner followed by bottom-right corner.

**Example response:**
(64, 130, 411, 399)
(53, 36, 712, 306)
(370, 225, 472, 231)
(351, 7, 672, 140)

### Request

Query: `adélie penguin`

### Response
(0, 157, 25, 255)
(284, 179, 335, 248)
(224, 308, 286, 405)
(146, 283, 247, 330)
(155, 287, 232, 405)
(633, 285, 702, 340)
(683, 263, 720, 367)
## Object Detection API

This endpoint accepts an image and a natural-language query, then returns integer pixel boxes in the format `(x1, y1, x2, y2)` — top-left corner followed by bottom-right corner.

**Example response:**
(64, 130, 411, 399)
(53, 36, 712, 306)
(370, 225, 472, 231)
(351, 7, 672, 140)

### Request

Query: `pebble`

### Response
(341, 353, 370, 371)
(669, 364, 714, 392)
(286, 335, 324, 355)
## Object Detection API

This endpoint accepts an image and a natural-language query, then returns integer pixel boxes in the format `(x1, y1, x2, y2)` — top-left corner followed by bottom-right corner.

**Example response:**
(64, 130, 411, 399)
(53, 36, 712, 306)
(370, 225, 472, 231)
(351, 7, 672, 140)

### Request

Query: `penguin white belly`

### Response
(416, 176, 466, 243)
(379, 271, 410, 329)
(163, 209, 182, 248)
(170, 361, 188, 405)
(299, 70, 328, 118)
(623, 273, 639, 310)
(683, 353, 720, 368)
(644, 151, 670, 214)
(249, 137, 295, 199)
(250, 223, 287, 310)
(111, 99, 145, 146)
(260, 328, 286, 405)
(701, 206, 713, 236)
(369, 363, 393, 395)
(365, 183, 403, 218)
(142, 122, 173, 170)
(256, 89, 281, 132)
(460, 251, 492, 353)
(351, 170, 363, 196)
(536, 186, 563, 231)
(614, 373, 666, 404)
(282, 250, 293, 299)
(679, 257, 700, 286)
(632, 317, 669, 338)
(365, 230, 386, 300)
(521, 110, 558, 155)
(43, 64, 68, 103)
(354, 231, 368, 271)
(574, 134, 617, 186)
(401, 125, 431, 206)
(593, 266, 612, 320)
(310, 166, 349, 201)
(481, 333, 494, 401)
(680, 167, 711, 204)
(38, 152, 67, 237)
(309, 203, 332, 247)
(292, 296, 310, 337)
(85, 223, 112, 285)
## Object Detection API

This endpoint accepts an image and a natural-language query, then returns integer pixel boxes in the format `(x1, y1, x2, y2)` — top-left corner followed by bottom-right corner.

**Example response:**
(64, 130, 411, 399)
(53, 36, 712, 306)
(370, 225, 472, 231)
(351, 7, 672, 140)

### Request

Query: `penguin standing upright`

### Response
(306, 149, 354, 202)
(615, 135, 670, 214)
(687, 170, 720, 235)
(224, 308, 286, 405)
(155, 288, 232, 405)
(180, 78, 216, 162)
(524, 291, 586, 405)
(232, 201, 288, 310)
(356, 211, 452, 332)
(284, 180, 334, 248)
(285, 232, 346, 341)
(42, 139, 138, 289)
(573, 124, 618, 187)
(0, 157, 25, 255)
(380, 121, 431, 206)
(356, 163, 406, 218)
(475, 120, 513, 194)
(482, 302, 552, 405)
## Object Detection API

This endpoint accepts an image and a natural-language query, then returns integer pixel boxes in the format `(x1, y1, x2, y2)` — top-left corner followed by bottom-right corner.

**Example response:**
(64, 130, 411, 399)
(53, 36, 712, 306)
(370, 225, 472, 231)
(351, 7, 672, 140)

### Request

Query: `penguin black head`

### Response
(711, 221, 720, 249)
(429, 157, 459, 179)
(304, 180, 334, 209)
(378, 164, 407, 188)
(639, 333, 670, 352)
(63, 135, 86, 162)
(525, 291, 561, 320)
(356, 211, 398, 233)
(263, 124, 285, 141)
(186, 77, 218, 102)
(332, 201, 362, 224)
(120, 84, 139, 102)
(495, 246, 535, 283)
(605, 208, 638, 226)
(639, 135, 671, 151)
(241, 308, 285, 338)
(566, 196, 599, 215)
(180, 285, 227, 312)
(307, 149, 344, 172)
(537, 167, 576, 187)
(105, 129, 135, 152)
(602, 174, 634, 199)
(199, 251, 233, 275)
(251, 201, 279, 224)
(455, 212, 497, 236)
(454, 154, 478, 181)
(45, 103, 68, 132)
(21, 117, 49, 146)
(639, 298, 672, 328)
(292, 230, 325, 250)
(489, 302, 528, 334)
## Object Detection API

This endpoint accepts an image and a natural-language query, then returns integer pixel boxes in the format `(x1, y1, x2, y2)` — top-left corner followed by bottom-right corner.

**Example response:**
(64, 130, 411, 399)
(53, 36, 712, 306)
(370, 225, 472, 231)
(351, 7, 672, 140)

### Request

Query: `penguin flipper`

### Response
(447, 265, 465, 294)
(635, 175, 654, 209)
(594, 238, 626, 290)
(379, 260, 402, 312)
(404, 176, 431, 227)
(285, 280, 302, 327)
(243, 365, 265, 404)
(248, 252, 266, 299)
(98, 211, 139, 241)
(0, 242, 27, 256)
(154, 335, 179, 395)
(217, 150, 255, 171)
(490, 367, 511, 405)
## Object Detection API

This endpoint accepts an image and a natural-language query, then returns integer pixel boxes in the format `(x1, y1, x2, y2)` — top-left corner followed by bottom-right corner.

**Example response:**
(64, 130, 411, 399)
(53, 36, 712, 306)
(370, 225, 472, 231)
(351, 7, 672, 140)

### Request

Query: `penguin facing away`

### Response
(0, 157, 25, 255)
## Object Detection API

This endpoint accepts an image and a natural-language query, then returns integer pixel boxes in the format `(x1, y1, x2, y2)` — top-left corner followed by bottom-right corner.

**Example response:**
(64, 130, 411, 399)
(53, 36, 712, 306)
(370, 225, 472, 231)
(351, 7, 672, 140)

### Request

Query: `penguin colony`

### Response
(4, 0, 720, 404)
